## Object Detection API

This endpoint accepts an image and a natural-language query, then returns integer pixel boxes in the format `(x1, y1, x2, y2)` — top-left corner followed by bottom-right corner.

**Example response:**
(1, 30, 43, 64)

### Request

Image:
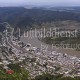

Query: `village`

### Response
(0, 27, 80, 78)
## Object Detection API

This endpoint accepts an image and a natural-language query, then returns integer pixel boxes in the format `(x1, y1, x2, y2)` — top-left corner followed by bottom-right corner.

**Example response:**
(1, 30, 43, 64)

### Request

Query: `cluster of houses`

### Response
(0, 28, 80, 78)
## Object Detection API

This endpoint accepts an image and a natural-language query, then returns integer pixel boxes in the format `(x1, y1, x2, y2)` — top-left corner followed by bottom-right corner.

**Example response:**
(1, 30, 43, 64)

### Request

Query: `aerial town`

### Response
(0, 25, 80, 78)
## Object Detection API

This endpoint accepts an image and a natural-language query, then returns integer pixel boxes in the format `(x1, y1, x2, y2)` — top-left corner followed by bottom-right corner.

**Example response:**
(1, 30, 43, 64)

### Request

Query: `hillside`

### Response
(0, 7, 80, 29)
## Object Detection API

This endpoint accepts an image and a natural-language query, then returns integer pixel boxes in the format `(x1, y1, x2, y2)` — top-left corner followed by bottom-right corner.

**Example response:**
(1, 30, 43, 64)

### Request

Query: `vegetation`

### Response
(42, 36, 80, 50)
(33, 74, 80, 80)
(0, 7, 80, 29)
(0, 64, 29, 80)
(0, 64, 80, 80)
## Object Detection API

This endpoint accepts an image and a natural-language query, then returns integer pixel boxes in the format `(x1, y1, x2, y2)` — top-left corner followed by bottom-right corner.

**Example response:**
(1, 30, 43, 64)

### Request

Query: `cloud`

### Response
(0, 0, 80, 7)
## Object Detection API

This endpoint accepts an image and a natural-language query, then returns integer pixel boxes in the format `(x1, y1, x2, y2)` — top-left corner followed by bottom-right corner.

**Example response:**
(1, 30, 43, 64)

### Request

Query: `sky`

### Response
(0, 0, 80, 7)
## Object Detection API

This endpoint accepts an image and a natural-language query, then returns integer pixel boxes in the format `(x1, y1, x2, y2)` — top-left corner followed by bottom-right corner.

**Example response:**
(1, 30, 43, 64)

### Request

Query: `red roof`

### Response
(6, 70, 14, 74)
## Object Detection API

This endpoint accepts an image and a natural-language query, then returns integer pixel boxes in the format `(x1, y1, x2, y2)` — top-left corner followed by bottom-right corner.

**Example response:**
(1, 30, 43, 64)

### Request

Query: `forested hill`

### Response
(0, 7, 80, 29)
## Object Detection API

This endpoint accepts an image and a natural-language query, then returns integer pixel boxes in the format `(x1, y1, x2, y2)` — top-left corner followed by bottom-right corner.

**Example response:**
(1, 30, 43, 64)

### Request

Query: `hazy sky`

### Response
(0, 0, 80, 7)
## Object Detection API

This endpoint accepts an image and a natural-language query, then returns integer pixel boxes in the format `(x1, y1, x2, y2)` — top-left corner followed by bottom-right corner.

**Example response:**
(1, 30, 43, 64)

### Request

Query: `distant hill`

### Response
(45, 7, 80, 12)
(0, 7, 80, 29)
